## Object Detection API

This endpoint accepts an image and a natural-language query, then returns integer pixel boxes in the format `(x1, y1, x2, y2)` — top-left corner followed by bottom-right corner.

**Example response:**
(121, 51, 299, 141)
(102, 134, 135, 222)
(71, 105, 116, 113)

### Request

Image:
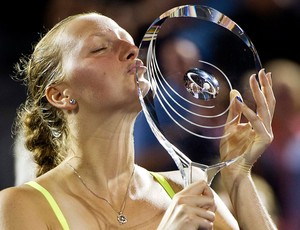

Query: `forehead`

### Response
(63, 14, 134, 44)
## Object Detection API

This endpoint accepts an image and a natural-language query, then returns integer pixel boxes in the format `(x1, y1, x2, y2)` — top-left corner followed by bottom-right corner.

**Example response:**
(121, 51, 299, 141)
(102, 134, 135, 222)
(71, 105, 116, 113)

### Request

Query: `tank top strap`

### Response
(26, 181, 70, 230)
(149, 171, 176, 198)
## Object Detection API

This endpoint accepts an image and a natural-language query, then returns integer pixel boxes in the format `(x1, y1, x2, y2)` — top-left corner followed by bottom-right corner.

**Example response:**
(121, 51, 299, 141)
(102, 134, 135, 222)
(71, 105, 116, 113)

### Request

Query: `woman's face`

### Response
(59, 14, 148, 114)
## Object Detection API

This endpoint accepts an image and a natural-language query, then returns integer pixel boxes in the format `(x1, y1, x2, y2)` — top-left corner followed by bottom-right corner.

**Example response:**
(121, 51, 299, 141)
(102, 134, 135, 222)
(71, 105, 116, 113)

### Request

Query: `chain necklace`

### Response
(67, 162, 135, 225)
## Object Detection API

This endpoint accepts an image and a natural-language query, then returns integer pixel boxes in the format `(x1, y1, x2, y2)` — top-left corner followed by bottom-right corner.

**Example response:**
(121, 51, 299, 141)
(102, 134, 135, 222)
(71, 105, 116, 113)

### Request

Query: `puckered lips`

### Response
(128, 59, 147, 76)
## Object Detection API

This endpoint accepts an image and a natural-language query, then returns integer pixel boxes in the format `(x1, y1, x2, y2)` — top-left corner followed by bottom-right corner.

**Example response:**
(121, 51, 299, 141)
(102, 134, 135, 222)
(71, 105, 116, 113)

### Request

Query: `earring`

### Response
(69, 99, 76, 105)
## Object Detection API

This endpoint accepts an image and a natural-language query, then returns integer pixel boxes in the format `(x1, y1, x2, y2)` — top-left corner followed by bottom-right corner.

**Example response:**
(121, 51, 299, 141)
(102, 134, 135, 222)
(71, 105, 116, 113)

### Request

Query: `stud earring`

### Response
(69, 99, 76, 105)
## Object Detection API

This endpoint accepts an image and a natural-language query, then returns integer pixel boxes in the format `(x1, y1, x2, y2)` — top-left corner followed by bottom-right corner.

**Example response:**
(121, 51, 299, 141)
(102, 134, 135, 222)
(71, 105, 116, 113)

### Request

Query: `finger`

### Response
(220, 123, 254, 159)
(178, 180, 213, 197)
(235, 96, 273, 143)
(193, 207, 216, 222)
(186, 209, 215, 230)
(224, 90, 243, 130)
(175, 181, 216, 210)
(259, 70, 275, 120)
(180, 194, 216, 213)
(221, 89, 244, 147)
(249, 73, 269, 121)
(249, 72, 272, 133)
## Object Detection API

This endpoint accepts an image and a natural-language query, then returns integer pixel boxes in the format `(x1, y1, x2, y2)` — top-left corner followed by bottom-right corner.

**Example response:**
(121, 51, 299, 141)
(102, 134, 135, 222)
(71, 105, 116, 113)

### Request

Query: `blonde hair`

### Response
(13, 13, 97, 176)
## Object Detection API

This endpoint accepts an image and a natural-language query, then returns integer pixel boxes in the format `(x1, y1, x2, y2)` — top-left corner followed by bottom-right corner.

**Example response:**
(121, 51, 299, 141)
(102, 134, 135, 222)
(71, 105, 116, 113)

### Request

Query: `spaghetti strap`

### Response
(150, 172, 175, 198)
(26, 181, 70, 230)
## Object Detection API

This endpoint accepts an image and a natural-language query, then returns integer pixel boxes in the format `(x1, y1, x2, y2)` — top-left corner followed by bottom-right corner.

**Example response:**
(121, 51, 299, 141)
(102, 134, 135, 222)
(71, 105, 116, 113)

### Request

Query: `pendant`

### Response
(117, 212, 127, 224)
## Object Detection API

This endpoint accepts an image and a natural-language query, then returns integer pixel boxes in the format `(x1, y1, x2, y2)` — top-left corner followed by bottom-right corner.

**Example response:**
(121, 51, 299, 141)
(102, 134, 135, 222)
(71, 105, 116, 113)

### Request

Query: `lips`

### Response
(128, 59, 147, 75)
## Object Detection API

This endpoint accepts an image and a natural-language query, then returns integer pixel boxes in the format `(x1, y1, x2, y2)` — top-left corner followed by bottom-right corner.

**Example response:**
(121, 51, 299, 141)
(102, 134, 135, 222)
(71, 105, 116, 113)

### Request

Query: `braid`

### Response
(14, 98, 68, 176)
(12, 15, 80, 176)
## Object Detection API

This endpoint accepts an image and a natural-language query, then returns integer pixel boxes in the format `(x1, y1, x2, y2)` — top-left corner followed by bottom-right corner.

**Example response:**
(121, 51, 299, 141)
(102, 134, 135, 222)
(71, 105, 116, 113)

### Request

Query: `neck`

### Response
(64, 110, 138, 197)
(65, 138, 135, 183)
(67, 113, 136, 172)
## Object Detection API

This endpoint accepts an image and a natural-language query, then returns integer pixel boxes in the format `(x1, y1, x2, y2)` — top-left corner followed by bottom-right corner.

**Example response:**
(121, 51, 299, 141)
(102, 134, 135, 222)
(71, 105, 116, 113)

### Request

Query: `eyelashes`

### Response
(91, 47, 107, 53)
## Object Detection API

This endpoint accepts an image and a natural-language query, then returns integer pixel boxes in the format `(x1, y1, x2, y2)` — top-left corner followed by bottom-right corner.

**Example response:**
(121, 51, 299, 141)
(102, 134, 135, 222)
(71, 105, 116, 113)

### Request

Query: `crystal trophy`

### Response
(136, 5, 262, 187)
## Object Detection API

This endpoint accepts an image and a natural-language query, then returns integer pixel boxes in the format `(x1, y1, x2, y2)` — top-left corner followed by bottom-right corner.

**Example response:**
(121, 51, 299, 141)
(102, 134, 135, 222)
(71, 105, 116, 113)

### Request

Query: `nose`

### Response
(118, 40, 139, 61)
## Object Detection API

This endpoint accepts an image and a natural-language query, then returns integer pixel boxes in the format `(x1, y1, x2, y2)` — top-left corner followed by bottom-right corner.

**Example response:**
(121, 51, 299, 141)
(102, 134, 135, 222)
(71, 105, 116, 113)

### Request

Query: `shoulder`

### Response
(0, 184, 35, 209)
(0, 184, 49, 229)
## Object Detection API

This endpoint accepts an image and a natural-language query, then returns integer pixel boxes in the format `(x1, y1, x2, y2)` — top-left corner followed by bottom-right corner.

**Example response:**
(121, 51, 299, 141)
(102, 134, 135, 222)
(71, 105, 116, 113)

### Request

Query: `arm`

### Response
(0, 187, 48, 230)
(220, 69, 277, 229)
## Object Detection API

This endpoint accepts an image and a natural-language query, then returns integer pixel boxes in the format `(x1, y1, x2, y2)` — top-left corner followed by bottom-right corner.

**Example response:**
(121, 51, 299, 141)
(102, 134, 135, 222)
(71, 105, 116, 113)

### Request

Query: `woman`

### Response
(0, 12, 276, 229)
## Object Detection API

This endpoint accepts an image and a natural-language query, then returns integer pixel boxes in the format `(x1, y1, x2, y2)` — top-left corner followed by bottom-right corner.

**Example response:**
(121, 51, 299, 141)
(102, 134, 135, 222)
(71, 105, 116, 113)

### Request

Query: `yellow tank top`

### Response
(26, 172, 175, 230)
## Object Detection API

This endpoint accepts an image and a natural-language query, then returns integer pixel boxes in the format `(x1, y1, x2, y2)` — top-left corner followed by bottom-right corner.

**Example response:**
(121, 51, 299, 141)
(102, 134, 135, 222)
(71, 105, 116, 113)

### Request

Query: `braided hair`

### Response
(12, 14, 87, 176)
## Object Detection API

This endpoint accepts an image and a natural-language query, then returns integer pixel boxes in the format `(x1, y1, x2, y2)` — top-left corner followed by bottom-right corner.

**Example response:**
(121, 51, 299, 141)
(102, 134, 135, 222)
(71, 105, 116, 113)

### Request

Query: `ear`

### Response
(45, 85, 76, 111)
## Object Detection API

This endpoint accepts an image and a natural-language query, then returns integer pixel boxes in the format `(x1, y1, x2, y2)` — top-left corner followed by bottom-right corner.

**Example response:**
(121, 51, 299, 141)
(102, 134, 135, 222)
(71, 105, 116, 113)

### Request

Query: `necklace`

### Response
(67, 162, 135, 225)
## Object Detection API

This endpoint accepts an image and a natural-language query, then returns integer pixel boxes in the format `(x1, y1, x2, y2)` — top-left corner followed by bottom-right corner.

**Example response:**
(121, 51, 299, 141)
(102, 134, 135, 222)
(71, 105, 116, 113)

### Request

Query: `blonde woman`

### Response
(0, 12, 276, 229)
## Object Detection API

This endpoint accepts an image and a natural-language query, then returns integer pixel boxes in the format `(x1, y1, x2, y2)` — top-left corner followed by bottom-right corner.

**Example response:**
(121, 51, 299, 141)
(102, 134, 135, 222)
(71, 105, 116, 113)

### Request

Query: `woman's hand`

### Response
(220, 69, 275, 180)
(158, 180, 216, 230)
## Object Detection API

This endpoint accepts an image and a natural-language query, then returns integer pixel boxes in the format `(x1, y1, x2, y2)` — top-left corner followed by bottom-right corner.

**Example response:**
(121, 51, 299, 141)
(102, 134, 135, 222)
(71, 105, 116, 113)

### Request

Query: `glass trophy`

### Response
(136, 5, 262, 187)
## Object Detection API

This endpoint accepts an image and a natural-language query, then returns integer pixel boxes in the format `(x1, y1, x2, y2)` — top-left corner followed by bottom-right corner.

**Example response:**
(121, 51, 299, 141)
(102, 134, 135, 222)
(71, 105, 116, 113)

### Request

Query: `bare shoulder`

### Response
(0, 185, 35, 211)
(0, 185, 48, 229)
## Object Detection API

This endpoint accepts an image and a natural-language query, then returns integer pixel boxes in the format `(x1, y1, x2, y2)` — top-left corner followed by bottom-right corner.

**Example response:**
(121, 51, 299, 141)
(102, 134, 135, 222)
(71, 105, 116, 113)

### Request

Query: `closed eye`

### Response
(91, 47, 107, 53)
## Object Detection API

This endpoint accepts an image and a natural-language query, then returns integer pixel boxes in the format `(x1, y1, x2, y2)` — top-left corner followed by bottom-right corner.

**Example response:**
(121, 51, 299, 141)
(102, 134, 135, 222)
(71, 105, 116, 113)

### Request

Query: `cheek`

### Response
(68, 64, 109, 100)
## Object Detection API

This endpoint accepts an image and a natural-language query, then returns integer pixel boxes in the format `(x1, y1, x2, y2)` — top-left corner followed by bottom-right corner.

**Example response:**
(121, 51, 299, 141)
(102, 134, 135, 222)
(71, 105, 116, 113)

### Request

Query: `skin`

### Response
(0, 14, 276, 230)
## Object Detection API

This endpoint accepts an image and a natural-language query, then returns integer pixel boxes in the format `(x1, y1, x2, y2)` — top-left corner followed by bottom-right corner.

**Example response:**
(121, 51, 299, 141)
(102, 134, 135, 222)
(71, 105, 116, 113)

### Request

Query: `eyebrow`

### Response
(87, 28, 134, 45)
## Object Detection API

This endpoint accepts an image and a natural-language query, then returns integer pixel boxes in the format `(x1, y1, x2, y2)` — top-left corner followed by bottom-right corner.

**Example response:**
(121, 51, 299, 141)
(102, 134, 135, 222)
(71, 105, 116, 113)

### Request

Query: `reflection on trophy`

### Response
(136, 5, 261, 187)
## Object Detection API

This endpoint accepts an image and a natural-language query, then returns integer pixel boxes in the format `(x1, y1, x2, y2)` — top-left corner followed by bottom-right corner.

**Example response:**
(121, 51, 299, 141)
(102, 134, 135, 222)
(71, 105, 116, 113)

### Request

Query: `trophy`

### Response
(136, 5, 261, 187)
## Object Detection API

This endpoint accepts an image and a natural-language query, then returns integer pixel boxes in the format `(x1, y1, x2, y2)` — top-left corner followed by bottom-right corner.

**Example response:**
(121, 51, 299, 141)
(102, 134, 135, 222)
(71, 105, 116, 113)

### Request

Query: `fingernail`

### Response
(236, 96, 243, 103)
